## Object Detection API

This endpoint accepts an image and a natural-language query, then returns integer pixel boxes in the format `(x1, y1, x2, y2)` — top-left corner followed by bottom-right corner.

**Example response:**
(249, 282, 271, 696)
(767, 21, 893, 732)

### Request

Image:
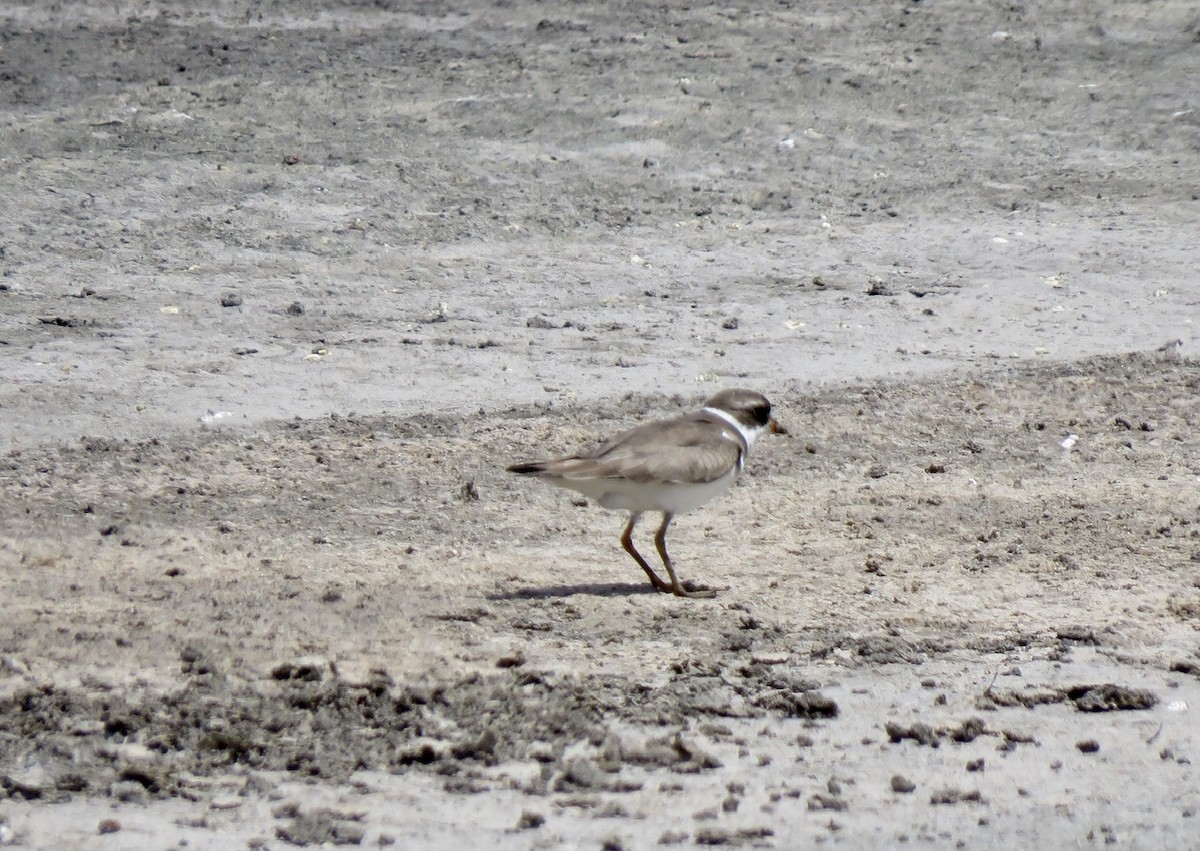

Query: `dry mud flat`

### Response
(2, 351, 1199, 849)
(2, 0, 1200, 848)
(2, 1, 1200, 447)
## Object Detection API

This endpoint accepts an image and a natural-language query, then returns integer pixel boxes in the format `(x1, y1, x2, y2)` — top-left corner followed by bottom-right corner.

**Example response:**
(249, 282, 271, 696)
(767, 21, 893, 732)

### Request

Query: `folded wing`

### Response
(513, 418, 743, 485)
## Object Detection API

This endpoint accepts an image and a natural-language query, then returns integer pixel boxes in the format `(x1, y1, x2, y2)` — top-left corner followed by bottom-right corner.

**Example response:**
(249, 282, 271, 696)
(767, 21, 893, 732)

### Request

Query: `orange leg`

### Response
(654, 513, 717, 598)
(621, 513, 673, 592)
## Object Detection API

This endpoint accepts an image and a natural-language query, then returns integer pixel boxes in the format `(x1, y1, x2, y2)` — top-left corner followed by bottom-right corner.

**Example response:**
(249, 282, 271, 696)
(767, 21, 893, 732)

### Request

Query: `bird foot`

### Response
(663, 579, 722, 598)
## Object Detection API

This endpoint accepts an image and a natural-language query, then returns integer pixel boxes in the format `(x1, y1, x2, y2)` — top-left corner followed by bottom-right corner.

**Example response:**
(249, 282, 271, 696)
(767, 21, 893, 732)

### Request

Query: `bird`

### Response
(506, 389, 786, 597)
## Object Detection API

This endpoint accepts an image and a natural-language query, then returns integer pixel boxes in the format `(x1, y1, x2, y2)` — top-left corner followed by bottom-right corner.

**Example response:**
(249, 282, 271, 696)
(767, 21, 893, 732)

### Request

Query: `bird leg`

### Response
(654, 513, 717, 598)
(621, 513, 673, 593)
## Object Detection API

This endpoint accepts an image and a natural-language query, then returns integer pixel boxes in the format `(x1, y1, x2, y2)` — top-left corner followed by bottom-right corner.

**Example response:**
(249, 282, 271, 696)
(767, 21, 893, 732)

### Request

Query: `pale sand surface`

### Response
(1, 2, 1198, 848)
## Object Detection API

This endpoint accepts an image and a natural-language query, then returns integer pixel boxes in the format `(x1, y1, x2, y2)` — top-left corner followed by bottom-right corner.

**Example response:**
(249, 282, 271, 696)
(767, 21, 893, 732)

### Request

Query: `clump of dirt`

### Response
(979, 682, 1160, 712)
(1066, 684, 1159, 712)
(0, 649, 844, 802)
(272, 802, 366, 847)
(0, 665, 609, 798)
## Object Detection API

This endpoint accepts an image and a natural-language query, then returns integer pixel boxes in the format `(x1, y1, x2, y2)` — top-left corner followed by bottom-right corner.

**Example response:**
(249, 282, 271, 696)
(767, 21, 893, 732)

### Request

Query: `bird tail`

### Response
(506, 461, 550, 475)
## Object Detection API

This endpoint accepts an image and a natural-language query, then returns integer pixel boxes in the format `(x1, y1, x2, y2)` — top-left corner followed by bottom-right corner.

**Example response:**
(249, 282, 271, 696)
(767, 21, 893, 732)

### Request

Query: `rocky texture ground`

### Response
(1, 1, 1199, 849)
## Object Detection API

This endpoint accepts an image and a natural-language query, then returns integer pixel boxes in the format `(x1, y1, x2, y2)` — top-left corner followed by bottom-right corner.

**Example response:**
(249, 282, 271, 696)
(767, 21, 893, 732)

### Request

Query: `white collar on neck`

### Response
(702, 406, 766, 451)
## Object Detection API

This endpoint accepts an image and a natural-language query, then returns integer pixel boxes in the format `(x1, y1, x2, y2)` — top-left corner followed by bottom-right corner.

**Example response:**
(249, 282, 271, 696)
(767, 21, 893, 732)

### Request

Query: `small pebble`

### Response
(515, 811, 544, 830)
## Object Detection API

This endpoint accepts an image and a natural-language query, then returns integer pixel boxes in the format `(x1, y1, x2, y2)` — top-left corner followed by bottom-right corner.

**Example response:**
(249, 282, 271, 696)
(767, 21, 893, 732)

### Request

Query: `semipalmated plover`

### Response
(507, 389, 786, 597)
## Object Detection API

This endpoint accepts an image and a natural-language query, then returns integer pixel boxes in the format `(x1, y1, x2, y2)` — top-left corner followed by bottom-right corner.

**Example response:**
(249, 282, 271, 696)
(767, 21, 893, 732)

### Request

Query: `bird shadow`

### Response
(486, 581, 658, 600)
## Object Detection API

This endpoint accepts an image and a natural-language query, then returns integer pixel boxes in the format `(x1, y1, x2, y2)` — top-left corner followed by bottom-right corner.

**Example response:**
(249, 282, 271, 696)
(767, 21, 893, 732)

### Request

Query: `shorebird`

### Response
(507, 389, 785, 597)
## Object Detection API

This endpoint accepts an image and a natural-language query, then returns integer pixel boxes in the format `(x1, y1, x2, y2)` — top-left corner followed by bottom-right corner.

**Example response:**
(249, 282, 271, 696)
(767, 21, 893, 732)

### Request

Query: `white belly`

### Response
(549, 467, 740, 514)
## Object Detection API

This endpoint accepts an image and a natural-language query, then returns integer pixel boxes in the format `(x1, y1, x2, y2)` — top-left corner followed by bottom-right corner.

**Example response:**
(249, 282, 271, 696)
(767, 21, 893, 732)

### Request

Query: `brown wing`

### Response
(542, 415, 743, 485)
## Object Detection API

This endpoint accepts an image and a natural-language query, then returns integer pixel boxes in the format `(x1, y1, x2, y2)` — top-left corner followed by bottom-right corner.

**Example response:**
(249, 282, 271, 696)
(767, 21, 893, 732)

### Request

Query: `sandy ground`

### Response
(2, 1, 1199, 849)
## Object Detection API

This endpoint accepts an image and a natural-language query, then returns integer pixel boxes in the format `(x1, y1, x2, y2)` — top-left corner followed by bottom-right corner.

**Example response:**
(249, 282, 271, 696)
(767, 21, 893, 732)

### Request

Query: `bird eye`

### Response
(752, 404, 771, 426)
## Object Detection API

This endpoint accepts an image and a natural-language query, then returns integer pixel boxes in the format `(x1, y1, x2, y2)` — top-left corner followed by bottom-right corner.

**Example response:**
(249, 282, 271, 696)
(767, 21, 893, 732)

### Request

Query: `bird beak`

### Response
(769, 418, 788, 435)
